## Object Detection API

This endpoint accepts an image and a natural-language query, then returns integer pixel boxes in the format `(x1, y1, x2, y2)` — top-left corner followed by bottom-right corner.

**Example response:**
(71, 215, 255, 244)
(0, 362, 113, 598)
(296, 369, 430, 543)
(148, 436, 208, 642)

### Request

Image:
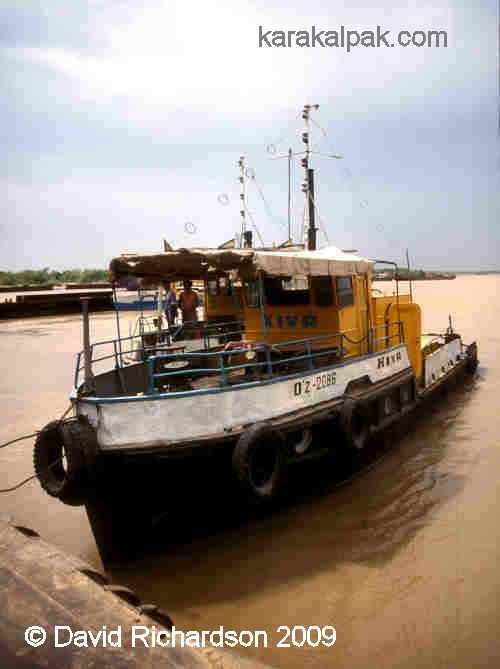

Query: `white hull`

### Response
(423, 337, 462, 388)
(77, 344, 411, 451)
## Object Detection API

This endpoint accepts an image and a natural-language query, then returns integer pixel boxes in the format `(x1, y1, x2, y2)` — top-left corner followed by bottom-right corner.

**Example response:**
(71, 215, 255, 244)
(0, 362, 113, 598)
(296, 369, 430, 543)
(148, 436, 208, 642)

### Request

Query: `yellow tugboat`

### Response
(32, 106, 478, 558)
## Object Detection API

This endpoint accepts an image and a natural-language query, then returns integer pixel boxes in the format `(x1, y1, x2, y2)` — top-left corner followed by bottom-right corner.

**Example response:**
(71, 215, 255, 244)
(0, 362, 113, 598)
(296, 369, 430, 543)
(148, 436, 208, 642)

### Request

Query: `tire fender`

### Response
(232, 423, 284, 502)
(339, 398, 371, 450)
(33, 418, 99, 506)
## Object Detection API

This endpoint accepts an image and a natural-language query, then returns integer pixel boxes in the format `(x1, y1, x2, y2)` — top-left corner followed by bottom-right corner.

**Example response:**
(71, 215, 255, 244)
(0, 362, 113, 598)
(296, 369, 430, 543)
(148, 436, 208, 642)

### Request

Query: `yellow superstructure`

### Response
(203, 275, 243, 321)
(241, 271, 423, 379)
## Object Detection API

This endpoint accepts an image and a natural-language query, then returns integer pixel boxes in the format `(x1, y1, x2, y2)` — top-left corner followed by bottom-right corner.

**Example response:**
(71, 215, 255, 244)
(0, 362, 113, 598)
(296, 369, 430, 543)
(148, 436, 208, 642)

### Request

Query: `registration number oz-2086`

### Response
(293, 372, 336, 396)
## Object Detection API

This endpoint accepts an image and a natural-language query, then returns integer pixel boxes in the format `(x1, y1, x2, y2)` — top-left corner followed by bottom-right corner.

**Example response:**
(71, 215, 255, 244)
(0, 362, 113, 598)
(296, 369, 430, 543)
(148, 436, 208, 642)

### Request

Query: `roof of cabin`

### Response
(109, 246, 375, 285)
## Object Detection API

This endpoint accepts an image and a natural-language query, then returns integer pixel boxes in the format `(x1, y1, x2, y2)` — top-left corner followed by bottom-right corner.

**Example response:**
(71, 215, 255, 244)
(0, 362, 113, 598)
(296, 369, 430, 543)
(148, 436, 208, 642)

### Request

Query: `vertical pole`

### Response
(307, 168, 316, 251)
(288, 148, 292, 243)
(395, 263, 401, 343)
(306, 339, 313, 370)
(81, 298, 93, 391)
(258, 275, 267, 347)
(156, 281, 163, 339)
(112, 284, 123, 365)
(301, 104, 319, 250)
(238, 156, 246, 246)
(366, 275, 373, 354)
(406, 248, 413, 302)
(258, 275, 272, 378)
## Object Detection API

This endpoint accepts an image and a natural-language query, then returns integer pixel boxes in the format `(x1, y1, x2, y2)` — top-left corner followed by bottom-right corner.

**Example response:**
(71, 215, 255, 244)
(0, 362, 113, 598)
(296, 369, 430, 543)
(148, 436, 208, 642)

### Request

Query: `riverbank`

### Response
(373, 271, 456, 281)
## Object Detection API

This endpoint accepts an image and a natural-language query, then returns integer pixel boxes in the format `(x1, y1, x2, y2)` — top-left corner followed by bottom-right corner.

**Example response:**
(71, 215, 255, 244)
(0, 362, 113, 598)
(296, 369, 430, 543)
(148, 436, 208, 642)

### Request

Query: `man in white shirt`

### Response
(161, 280, 178, 328)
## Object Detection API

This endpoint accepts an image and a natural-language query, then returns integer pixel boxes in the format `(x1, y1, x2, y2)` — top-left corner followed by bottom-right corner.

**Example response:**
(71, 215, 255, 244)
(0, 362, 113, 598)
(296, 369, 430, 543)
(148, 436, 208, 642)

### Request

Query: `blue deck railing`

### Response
(74, 319, 404, 394)
(145, 332, 345, 394)
(73, 318, 245, 389)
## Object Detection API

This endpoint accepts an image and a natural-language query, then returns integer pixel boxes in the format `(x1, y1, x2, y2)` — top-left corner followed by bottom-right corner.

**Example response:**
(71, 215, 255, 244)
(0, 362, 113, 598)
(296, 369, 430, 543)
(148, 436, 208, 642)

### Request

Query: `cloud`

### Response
(1, 1, 498, 271)
(3, 0, 493, 121)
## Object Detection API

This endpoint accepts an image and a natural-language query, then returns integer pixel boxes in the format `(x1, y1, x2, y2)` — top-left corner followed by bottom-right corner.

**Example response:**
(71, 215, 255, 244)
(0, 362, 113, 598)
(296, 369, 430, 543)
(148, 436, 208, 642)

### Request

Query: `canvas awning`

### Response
(109, 246, 375, 285)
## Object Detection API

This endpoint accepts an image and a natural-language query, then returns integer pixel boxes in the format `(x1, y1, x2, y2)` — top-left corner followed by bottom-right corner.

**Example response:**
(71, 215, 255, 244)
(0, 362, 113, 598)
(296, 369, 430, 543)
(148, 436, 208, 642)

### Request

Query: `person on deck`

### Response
(179, 280, 199, 338)
(162, 280, 178, 328)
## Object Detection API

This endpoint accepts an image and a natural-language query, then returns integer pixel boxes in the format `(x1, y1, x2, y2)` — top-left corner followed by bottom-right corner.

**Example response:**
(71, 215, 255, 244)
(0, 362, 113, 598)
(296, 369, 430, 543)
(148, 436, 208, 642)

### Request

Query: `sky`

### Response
(1, 0, 499, 272)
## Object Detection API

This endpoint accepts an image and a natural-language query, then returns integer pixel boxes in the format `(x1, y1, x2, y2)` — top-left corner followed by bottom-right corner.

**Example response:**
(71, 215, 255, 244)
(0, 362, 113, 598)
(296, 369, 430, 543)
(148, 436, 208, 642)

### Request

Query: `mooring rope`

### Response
(0, 432, 40, 450)
(0, 457, 64, 494)
(0, 404, 73, 451)
(0, 403, 73, 493)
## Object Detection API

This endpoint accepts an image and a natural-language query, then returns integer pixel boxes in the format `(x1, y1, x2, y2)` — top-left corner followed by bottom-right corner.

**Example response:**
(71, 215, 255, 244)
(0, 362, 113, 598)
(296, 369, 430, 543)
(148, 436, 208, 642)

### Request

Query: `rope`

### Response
(0, 432, 40, 450)
(309, 117, 343, 161)
(59, 404, 73, 421)
(0, 457, 64, 493)
(0, 405, 73, 451)
(242, 201, 265, 247)
(343, 332, 369, 345)
(0, 404, 73, 492)
(250, 175, 287, 231)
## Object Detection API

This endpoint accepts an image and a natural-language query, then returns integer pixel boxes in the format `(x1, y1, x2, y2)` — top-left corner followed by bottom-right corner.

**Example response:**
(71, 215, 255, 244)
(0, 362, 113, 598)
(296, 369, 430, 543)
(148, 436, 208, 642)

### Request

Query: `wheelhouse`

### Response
(204, 272, 243, 322)
(104, 246, 423, 391)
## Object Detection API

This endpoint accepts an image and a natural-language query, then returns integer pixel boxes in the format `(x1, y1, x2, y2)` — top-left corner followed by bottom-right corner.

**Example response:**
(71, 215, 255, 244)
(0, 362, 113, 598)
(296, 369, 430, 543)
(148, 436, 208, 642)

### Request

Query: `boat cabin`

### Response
(204, 272, 243, 323)
(106, 246, 423, 391)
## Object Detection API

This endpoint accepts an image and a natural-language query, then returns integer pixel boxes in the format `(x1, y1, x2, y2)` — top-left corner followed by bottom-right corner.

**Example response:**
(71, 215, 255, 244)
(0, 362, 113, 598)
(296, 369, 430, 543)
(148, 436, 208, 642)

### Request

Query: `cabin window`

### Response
(311, 276, 333, 306)
(264, 276, 310, 306)
(245, 280, 260, 307)
(207, 279, 218, 296)
(336, 276, 354, 308)
(219, 277, 231, 296)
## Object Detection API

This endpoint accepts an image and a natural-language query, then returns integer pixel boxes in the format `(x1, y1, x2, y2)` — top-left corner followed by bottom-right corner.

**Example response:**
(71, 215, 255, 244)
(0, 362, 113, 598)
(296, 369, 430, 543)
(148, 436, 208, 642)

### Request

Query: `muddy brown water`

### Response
(1, 276, 499, 668)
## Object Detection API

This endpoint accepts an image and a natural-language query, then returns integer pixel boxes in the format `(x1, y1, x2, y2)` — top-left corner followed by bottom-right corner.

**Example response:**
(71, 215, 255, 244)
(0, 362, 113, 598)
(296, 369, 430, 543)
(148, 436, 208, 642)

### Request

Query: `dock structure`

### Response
(0, 290, 113, 319)
(0, 519, 271, 669)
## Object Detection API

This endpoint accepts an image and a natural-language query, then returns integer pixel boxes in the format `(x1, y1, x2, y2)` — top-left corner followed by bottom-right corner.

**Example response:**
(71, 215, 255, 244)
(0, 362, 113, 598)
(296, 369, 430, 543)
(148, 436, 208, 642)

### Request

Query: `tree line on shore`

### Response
(373, 269, 456, 280)
(0, 268, 109, 286)
(2, 266, 496, 288)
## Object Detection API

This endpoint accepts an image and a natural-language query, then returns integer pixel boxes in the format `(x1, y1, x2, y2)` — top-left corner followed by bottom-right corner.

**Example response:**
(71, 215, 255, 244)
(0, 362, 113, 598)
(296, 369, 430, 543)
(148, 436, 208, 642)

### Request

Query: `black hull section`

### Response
(81, 353, 474, 563)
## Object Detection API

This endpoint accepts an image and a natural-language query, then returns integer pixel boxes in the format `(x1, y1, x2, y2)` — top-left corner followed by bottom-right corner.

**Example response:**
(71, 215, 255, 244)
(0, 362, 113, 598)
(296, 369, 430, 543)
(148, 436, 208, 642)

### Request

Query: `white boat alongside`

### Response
(113, 289, 158, 311)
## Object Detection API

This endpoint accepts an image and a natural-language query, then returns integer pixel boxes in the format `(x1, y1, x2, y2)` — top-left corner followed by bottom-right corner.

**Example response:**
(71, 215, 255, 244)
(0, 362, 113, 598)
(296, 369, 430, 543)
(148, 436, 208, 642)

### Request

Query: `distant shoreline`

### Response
(373, 272, 456, 281)
(373, 271, 500, 281)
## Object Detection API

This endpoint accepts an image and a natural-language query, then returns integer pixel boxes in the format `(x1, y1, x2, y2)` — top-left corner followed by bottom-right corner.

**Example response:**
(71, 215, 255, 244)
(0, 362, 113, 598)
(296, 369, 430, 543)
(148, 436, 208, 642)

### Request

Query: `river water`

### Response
(1, 275, 499, 669)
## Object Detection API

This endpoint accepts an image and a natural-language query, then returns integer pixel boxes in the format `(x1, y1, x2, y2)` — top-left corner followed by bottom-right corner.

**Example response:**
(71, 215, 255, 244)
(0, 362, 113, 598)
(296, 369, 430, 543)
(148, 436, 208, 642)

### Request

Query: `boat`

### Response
(0, 288, 113, 319)
(32, 106, 479, 558)
(112, 288, 158, 311)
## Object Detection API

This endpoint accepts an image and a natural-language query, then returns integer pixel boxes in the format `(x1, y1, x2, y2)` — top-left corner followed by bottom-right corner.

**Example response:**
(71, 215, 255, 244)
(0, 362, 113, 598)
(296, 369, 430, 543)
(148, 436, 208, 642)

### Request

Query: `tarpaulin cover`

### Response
(109, 246, 375, 284)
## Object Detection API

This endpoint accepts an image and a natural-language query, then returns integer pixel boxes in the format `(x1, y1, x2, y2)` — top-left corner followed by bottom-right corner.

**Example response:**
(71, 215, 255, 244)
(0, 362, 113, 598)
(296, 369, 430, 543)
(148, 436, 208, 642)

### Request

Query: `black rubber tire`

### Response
(33, 419, 96, 506)
(232, 423, 285, 503)
(339, 399, 371, 450)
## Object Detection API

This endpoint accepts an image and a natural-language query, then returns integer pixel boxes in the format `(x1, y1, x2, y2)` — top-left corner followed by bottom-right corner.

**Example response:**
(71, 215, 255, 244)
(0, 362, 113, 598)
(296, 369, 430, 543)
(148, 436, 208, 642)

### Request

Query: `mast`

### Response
(238, 156, 246, 247)
(301, 104, 319, 250)
(287, 147, 292, 243)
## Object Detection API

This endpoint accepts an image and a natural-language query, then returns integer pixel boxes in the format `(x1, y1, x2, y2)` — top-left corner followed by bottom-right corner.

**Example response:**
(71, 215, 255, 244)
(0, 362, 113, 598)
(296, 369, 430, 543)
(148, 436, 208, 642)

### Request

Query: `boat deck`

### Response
(72, 317, 407, 399)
